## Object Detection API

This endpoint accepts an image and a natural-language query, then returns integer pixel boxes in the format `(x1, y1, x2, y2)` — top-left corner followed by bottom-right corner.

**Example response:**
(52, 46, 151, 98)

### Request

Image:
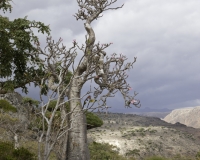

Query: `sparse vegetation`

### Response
(0, 141, 36, 160)
(22, 97, 40, 107)
(1, 101, 200, 160)
(145, 156, 168, 160)
(89, 141, 135, 160)
(126, 149, 140, 157)
(196, 151, 200, 160)
(0, 99, 17, 112)
(29, 100, 103, 131)
(0, 113, 19, 124)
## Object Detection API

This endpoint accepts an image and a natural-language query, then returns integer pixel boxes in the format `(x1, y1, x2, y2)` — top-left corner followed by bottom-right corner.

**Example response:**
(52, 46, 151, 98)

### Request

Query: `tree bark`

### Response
(59, 96, 68, 160)
(66, 75, 89, 160)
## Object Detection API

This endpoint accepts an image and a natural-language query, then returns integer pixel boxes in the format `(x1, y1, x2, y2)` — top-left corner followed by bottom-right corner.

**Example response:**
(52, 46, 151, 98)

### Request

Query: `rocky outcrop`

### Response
(0, 92, 23, 108)
(0, 92, 27, 120)
(163, 106, 200, 128)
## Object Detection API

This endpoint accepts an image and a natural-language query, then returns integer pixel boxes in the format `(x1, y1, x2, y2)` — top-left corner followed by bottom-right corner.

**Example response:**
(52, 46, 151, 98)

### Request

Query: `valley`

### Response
(88, 112, 200, 159)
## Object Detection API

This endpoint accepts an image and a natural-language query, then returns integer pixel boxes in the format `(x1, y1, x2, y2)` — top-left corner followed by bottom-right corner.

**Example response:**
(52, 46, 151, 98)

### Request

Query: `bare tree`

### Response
(32, 0, 141, 159)
(32, 37, 88, 160)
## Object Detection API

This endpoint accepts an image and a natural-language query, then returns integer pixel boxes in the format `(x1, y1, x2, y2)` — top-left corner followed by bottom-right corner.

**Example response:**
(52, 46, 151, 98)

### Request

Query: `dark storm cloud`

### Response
(4, 0, 200, 111)
(89, 0, 200, 111)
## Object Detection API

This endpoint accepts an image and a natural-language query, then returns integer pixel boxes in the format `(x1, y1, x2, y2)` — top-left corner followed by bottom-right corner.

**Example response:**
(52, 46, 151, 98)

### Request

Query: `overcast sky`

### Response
(3, 0, 200, 112)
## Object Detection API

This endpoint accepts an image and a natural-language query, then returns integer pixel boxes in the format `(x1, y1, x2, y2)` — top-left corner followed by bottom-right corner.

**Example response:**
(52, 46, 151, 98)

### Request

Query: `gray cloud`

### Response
(4, 0, 200, 112)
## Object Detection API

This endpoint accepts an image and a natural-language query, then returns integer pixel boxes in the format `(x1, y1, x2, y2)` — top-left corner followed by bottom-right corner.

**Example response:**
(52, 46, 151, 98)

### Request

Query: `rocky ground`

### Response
(88, 112, 200, 159)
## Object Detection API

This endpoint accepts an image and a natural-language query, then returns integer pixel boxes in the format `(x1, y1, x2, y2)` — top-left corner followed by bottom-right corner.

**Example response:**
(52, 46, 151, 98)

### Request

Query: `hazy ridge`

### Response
(164, 106, 200, 128)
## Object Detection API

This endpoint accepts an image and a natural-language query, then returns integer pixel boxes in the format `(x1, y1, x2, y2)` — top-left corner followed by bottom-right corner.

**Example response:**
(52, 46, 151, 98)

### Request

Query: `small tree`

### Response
(0, 0, 50, 94)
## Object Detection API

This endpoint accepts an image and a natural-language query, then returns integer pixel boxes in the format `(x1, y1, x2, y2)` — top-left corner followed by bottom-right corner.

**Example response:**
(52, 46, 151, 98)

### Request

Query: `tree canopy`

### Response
(0, 0, 50, 94)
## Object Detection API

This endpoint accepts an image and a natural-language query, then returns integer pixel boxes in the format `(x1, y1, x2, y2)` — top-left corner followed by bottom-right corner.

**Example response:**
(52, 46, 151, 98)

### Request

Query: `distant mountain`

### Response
(139, 112, 170, 119)
(122, 107, 172, 119)
(139, 107, 171, 112)
(163, 106, 200, 128)
(128, 107, 172, 113)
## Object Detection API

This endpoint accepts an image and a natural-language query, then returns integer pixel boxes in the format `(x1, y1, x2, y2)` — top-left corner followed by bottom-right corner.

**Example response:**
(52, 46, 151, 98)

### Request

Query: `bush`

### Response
(0, 99, 17, 112)
(13, 147, 36, 160)
(0, 141, 36, 160)
(86, 111, 103, 129)
(46, 100, 57, 112)
(196, 151, 200, 160)
(145, 156, 169, 160)
(22, 97, 39, 107)
(126, 149, 140, 157)
(0, 141, 13, 159)
(89, 141, 128, 160)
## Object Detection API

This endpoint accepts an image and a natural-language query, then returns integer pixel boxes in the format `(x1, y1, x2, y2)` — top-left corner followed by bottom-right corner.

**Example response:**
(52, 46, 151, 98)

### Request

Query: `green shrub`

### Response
(0, 99, 17, 112)
(0, 141, 36, 160)
(145, 156, 168, 160)
(46, 100, 57, 112)
(0, 141, 13, 159)
(86, 111, 103, 129)
(13, 147, 36, 160)
(22, 97, 39, 107)
(196, 151, 200, 160)
(89, 141, 128, 160)
(171, 154, 194, 160)
(126, 149, 140, 157)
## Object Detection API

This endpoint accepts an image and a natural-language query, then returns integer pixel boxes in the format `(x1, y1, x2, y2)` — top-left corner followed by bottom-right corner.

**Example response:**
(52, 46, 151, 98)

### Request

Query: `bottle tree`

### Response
(12, 0, 141, 159)
(66, 1, 141, 158)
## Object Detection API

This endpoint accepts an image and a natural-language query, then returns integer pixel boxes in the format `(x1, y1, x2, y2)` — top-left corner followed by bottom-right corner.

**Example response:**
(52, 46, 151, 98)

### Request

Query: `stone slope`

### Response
(163, 106, 200, 128)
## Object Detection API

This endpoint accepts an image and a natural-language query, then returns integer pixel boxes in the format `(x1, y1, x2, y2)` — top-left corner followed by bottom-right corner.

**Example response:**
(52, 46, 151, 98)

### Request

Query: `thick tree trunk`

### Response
(66, 77, 89, 160)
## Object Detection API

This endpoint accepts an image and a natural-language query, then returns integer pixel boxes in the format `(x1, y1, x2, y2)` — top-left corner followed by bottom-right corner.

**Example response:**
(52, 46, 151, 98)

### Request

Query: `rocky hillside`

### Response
(88, 112, 200, 160)
(1, 92, 200, 159)
(163, 106, 200, 128)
